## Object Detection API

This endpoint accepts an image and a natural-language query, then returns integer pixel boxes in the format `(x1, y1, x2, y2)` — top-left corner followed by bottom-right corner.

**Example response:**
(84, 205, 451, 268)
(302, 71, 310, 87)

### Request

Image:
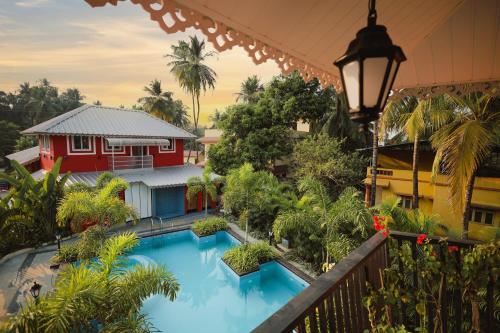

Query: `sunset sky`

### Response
(0, 0, 280, 124)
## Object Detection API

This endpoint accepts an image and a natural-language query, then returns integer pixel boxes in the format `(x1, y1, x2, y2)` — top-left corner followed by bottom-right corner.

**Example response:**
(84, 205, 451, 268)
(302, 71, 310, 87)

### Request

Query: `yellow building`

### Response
(364, 142, 500, 240)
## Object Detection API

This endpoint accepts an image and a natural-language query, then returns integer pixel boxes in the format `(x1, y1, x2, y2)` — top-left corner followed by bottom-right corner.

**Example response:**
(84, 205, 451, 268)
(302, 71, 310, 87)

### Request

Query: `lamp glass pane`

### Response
(363, 57, 389, 107)
(380, 59, 397, 109)
(342, 60, 360, 111)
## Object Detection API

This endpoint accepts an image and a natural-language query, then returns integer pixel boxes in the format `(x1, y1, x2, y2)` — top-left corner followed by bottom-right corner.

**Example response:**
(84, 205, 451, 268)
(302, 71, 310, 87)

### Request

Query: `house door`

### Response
(155, 187, 185, 218)
(131, 146, 146, 156)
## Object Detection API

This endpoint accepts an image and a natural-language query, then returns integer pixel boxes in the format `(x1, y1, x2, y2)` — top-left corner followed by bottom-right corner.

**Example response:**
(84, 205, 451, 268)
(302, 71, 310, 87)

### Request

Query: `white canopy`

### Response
(106, 138, 170, 147)
(86, 0, 500, 98)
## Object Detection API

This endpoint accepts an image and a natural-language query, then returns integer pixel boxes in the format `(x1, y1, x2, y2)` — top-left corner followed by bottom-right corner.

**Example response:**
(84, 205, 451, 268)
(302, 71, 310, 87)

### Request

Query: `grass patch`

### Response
(222, 241, 278, 275)
(191, 217, 228, 237)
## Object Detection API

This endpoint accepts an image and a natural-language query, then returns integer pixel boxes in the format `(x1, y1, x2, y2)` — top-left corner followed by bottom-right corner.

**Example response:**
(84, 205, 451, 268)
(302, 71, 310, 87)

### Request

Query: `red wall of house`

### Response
(150, 139, 184, 168)
(41, 135, 184, 173)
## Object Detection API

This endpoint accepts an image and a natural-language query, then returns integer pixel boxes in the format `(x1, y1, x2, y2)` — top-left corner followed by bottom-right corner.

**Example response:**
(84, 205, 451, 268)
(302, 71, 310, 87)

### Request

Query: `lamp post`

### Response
(55, 233, 61, 252)
(30, 281, 42, 303)
(334, 0, 406, 124)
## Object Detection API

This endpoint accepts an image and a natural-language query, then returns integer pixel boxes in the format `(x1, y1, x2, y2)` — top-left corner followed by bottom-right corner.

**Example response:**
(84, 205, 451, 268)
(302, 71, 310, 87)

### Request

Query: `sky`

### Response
(0, 0, 280, 124)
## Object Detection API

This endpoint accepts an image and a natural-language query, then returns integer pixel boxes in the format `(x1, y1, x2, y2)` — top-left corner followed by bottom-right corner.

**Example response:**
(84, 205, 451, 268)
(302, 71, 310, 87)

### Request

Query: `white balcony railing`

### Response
(108, 155, 153, 170)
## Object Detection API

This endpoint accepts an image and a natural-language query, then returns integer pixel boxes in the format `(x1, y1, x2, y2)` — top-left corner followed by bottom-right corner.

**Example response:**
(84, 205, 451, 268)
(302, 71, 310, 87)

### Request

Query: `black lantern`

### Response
(55, 233, 61, 251)
(30, 281, 42, 301)
(334, 0, 406, 123)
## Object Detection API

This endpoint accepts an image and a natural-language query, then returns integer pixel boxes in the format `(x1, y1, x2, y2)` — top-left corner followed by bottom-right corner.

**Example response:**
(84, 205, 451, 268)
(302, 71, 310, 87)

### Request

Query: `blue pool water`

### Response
(127, 230, 308, 333)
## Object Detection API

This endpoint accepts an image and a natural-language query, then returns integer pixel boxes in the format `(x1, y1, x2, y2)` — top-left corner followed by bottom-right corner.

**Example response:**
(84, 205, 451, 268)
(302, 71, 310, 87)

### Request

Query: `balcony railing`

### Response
(254, 231, 495, 333)
(108, 155, 153, 170)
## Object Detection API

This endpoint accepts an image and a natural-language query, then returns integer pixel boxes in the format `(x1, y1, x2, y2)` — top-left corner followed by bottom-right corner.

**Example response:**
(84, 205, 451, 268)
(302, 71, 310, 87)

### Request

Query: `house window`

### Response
(41, 135, 50, 151)
(104, 140, 124, 152)
(471, 208, 494, 225)
(398, 196, 413, 209)
(159, 139, 175, 152)
(71, 136, 91, 151)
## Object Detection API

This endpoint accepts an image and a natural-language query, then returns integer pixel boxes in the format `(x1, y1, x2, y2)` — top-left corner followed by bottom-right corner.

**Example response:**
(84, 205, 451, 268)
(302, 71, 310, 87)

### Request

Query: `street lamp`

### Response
(334, 0, 406, 123)
(30, 281, 42, 303)
(55, 233, 61, 252)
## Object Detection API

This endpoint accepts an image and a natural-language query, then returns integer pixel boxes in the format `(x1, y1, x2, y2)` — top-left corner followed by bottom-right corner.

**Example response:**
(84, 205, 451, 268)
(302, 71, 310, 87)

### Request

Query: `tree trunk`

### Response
(412, 133, 420, 209)
(186, 93, 196, 164)
(462, 174, 476, 239)
(370, 121, 379, 207)
(195, 94, 201, 162)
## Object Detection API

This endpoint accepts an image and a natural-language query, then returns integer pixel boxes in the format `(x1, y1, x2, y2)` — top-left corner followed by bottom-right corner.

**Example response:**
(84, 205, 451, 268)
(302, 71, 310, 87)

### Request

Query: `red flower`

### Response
(382, 230, 389, 237)
(373, 215, 379, 223)
(380, 216, 385, 222)
(448, 245, 459, 253)
(416, 233, 427, 245)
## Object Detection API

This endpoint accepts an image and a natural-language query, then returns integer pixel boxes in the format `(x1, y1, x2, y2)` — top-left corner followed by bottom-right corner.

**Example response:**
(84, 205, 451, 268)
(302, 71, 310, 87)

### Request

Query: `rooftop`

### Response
(22, 105, 196, 139)
(5, 146, 40, 166)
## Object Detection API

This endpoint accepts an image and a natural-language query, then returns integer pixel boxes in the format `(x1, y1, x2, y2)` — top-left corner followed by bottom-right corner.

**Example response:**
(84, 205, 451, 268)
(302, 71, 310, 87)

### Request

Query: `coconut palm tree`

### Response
(430, 92, 499, 239)
(166, 36, 217, 162)
(186, 166, 218, 216)
(235, 76, 264, 104)
(138, 79, 175, 122)
(381, 97, 453, 209)
(57, 177, 138, 232)
(2, 232, 179, 333)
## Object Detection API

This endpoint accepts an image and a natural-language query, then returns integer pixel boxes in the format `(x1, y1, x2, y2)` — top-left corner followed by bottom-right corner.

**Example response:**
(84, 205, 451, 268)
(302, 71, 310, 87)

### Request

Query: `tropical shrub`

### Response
(186, 166, 219, 216)
(364, 234, 499, 332)
(2, 232, 180, 333)
(57, 177, 138, 232)
(223, 163, 289, 237)
(52, 225, 107, 263)
(291, 134, 367, 199)
(273, 181, 374, 271)
(222, 241, 277, 275)
(0, 157, 69, 255)
(191, 217, 228, 237)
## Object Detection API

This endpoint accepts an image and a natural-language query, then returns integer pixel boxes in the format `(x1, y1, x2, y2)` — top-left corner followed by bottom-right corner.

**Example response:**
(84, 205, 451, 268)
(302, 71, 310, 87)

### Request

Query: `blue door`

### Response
(154, 187, 185, 218)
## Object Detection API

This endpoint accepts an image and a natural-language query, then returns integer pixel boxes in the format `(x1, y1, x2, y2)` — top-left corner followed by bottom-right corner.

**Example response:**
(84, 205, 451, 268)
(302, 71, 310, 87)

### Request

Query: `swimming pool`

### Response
(127, 230, 308, 332)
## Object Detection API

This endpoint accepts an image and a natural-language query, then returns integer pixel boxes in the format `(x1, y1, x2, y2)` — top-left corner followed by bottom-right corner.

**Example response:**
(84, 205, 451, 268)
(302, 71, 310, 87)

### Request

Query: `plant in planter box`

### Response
(222, 241, 277, 275)
(191, 217, 228, 237)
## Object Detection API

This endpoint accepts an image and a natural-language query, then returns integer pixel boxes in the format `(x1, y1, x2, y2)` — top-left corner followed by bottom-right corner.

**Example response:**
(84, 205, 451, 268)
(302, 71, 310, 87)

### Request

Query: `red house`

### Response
(21, 104, 214, 219)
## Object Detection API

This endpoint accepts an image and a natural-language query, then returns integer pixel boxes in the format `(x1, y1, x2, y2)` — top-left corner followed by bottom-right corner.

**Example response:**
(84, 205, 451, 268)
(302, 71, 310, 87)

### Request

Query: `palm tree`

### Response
(138, 79, 175, 122)
(381, 97, 453, 209)
(369, 120, 379, 206)
(166, 36, 217, 162)
(430, 92, 499, 239)
(2, 232, 179, 332)
(57, 177, 138, 232)
(171, 99, 191, 129)
(186, 166, 218, 216)
(0, 157, 69, 240)
(235, 76, 264, 104)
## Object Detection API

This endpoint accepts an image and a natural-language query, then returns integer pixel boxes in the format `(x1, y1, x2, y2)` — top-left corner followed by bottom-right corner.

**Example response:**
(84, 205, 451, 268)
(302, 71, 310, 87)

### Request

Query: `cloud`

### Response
(15, 0, 50, 8)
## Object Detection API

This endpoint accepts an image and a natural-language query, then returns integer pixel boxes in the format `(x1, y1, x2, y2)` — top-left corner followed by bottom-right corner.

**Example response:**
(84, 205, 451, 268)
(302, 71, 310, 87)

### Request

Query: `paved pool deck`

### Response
(0, 213, 317, 320)
(0, 212, 211, 320)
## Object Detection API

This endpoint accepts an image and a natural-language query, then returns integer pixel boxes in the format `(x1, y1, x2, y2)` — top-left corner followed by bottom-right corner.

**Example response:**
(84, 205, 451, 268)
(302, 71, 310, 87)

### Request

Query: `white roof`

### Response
(6, 146, 40, 165)
(33, 165, 214, 189)
(22, 105, 196, 139)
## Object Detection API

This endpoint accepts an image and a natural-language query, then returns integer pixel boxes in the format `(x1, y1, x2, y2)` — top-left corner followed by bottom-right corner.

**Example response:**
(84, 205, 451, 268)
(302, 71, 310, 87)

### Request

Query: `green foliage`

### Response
(191, 217, 228, 237)
(0, 157, 69, 255)
(57, 176, 137, 232)
(52, 225, 107, 263)
(208, 103, 293, 174)
(0, 79, 84, 131)
(291, 134, 367, 199)
(375, 196, 445, 235)
(223, 163, 288, 234)
(222, 241, 277, 275)
(14, 136, 37, 152)
(2, 232, 179, 333)
(273, 181, 374, 271)
(235, 75, 264, 104)
(0, 121, 20, 166)
(364, 238, 500, 332)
